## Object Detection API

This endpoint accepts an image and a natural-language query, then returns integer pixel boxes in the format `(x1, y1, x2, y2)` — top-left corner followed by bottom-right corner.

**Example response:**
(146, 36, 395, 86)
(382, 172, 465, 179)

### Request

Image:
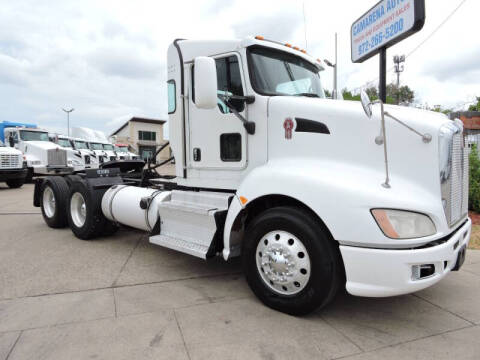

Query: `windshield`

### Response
(74, 141, 88, 150)
(103, 144, 114, 151)
(90, 143, 104, 150)
(57, 139, 72, 148)
(115, 146, 128, 153)
(248, 46, 325, 98)
(20, 130, 49, 141)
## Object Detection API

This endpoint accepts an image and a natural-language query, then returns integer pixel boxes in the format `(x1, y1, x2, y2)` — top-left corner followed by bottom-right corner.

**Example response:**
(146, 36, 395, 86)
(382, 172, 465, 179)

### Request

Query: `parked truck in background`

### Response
(115, 144, 138, 160)
(33, 36, 471, 315)
(52, 135, 99, 170)
(4, 126, 71, 181)
(0, 139, 27, 188)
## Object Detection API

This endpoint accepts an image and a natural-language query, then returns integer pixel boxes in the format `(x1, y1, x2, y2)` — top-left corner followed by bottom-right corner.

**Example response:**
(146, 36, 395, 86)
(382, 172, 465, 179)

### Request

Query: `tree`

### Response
(468, 97, 480, 111)
(469, 144, 480, 212)
(386, 83, 415, 105)
(324, 89, 332, 98)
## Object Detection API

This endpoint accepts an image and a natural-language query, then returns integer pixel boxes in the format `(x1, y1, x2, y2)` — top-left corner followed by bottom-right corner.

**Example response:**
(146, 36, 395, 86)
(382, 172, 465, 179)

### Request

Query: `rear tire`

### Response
(67, 180, 117, 240)
(242, 206, 343, 316)
(40, 176, 69, 228)
(6, 178, 25, 189)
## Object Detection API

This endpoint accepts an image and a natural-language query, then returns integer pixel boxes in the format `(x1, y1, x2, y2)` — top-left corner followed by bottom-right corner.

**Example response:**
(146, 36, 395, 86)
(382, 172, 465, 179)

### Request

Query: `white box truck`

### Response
(33, 37, 471, 315)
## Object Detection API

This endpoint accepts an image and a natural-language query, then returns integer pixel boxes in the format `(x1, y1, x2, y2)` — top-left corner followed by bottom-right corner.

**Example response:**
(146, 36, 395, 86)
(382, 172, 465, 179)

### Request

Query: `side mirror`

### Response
(194, 56, 218, 109)
(360, 90, 373, 118)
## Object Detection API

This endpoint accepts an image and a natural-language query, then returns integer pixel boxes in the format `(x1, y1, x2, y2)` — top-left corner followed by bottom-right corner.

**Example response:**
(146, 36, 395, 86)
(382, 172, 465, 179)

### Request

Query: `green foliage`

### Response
(469, 144, 480, 212)
(387, 83, 415, 105)
(324, 89, 332, 98)
(342, 83, 414, 105)
(468, 97, 480, 111)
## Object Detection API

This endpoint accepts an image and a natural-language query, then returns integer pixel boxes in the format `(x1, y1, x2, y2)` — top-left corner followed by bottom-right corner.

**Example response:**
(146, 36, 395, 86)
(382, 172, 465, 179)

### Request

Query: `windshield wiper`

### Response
(293, 93, 320, 98)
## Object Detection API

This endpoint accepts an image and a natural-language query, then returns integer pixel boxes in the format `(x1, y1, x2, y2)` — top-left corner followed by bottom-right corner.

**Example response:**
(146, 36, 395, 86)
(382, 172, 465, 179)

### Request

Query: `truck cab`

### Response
(164, 37, 471, 305)
(4, 127, 71, 179)
(87, 141, 108, 164)
(70, 137, 99, 169)
(0, 139, 27, 188)
(101, 142, 119, 162)
(52, 135, 86, 172)
(115, 144, 138, 160)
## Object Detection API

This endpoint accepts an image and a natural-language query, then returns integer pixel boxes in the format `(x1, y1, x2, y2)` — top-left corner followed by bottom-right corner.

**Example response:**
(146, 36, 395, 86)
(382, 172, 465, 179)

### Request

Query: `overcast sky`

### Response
(0, 0, 477, 137)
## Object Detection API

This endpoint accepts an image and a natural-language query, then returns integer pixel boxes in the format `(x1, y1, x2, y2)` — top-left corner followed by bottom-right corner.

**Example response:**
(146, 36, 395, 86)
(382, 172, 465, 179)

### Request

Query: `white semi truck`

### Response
(33, 37, 471, 315)
(115, 144, 138, 160)
(54, 135, 100, 170)
(0, 139, 27, 188)
(4, 127, 72, 180)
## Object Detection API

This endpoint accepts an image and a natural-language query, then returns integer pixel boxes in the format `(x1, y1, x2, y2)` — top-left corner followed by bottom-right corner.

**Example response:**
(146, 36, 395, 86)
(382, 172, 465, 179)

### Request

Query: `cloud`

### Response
(232, 11, 303, 42)
(425, 49, 480, 83)
(87, 47, 162, 79)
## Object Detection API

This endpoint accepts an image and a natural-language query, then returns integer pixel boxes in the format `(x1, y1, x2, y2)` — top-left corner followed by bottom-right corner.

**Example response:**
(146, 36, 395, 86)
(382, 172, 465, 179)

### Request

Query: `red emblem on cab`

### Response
(283, 118, 294, 139)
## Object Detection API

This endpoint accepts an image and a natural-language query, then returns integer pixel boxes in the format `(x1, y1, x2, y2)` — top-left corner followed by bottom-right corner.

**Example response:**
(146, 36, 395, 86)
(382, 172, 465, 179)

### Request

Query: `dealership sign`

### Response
(351, 0, 425, 63)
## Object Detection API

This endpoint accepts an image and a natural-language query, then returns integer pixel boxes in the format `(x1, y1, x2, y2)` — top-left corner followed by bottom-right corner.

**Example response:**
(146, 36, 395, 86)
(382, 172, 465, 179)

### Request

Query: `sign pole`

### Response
(379, 47, 387, 103)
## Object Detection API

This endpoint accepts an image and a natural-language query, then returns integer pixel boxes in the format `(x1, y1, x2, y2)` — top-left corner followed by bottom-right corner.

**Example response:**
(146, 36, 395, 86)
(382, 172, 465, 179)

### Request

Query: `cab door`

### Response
(187, 53, 247, 170)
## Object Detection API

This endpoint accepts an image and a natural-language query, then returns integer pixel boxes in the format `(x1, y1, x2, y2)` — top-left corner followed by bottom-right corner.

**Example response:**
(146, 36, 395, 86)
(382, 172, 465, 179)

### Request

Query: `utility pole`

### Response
(62, 108, 74, 136)
(324, 33, 338, 99)
(393, 55, 405, 105)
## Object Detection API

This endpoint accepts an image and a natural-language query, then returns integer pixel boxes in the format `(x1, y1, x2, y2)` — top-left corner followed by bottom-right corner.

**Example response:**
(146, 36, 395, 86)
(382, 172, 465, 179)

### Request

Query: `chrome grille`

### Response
(440, 121, 469, 227)
(47, 148, 67, 166)
(0, 154, 21, 169)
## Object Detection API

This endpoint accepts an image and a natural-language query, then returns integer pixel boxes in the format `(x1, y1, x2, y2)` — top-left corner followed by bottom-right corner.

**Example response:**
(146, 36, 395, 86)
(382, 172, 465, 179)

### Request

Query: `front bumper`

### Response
(34, 166, 74, 175)
(0, 168, 27, 181)
(340, 218, 472, 297)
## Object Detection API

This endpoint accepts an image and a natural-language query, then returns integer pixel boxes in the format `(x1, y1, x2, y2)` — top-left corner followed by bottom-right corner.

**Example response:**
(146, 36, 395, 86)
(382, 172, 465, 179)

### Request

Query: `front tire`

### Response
(242, 206, 343, 316)
(40, 176, 69, 228)
(6, 178, 25, 189)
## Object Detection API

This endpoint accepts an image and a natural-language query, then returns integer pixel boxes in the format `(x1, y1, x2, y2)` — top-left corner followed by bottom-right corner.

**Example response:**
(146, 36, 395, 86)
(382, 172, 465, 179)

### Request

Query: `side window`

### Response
(167, 80, 176, 114)
(220, 133, 242, 162)
(216, 56, 244, 114)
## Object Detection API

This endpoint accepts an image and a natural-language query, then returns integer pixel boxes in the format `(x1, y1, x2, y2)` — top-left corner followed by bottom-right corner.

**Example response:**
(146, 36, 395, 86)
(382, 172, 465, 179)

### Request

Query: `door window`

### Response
(216, 56, 244, 113)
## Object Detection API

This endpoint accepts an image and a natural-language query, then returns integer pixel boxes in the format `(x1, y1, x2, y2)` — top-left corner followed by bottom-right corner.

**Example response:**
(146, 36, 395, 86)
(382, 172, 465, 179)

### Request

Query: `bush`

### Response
(469, 144, 480, 212)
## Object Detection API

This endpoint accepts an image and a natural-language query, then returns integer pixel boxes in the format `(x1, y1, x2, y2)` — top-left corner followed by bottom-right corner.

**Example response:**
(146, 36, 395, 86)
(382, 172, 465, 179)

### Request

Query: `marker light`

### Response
(239, 196, 248, 205)
(285, 43, 292, 48)
(371, 209, 436, 239)
(300, 49, 307, 53)
(293, 46, 300, 50)
(255, 35, 264, 40)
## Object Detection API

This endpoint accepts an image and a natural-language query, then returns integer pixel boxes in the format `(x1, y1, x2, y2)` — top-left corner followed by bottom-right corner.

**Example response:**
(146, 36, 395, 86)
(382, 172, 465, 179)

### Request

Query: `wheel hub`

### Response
(256, 230, 311, 295)
(70, 192, 87, 228)
(42, 186, 56, 218)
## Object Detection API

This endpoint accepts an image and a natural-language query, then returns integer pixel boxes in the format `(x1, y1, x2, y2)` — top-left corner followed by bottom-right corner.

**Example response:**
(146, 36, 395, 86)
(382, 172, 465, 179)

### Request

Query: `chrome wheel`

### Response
(70, 192, 87, 227)
(256, 230, 311, 296)
(42, 186, 56, 218)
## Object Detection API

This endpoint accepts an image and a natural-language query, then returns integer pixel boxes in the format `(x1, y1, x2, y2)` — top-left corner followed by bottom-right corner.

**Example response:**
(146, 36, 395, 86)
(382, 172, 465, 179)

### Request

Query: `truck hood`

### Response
(267, 96, 451, 202)
(24, 141, 63, 151)
(0, 147, 22, 155)
(268, 97, 449, 136)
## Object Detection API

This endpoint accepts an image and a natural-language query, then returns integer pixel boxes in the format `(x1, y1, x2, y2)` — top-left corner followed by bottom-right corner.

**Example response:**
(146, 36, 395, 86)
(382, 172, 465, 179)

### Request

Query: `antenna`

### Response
(303, 1, 308, 51)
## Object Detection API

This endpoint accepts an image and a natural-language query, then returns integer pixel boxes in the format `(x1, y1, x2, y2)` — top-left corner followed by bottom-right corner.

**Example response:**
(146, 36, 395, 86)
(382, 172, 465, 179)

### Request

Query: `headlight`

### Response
(68, 159, 82, 166)
(371, 209, 436, 239)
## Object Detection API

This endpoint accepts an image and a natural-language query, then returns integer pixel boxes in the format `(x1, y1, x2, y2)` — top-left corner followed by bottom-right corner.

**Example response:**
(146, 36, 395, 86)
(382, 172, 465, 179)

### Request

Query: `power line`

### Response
(352, 0, 468, 94)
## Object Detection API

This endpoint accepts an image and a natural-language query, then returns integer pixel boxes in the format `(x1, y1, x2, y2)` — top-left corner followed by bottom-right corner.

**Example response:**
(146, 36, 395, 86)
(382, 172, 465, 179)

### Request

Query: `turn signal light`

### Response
(239, 196, 248, 205)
